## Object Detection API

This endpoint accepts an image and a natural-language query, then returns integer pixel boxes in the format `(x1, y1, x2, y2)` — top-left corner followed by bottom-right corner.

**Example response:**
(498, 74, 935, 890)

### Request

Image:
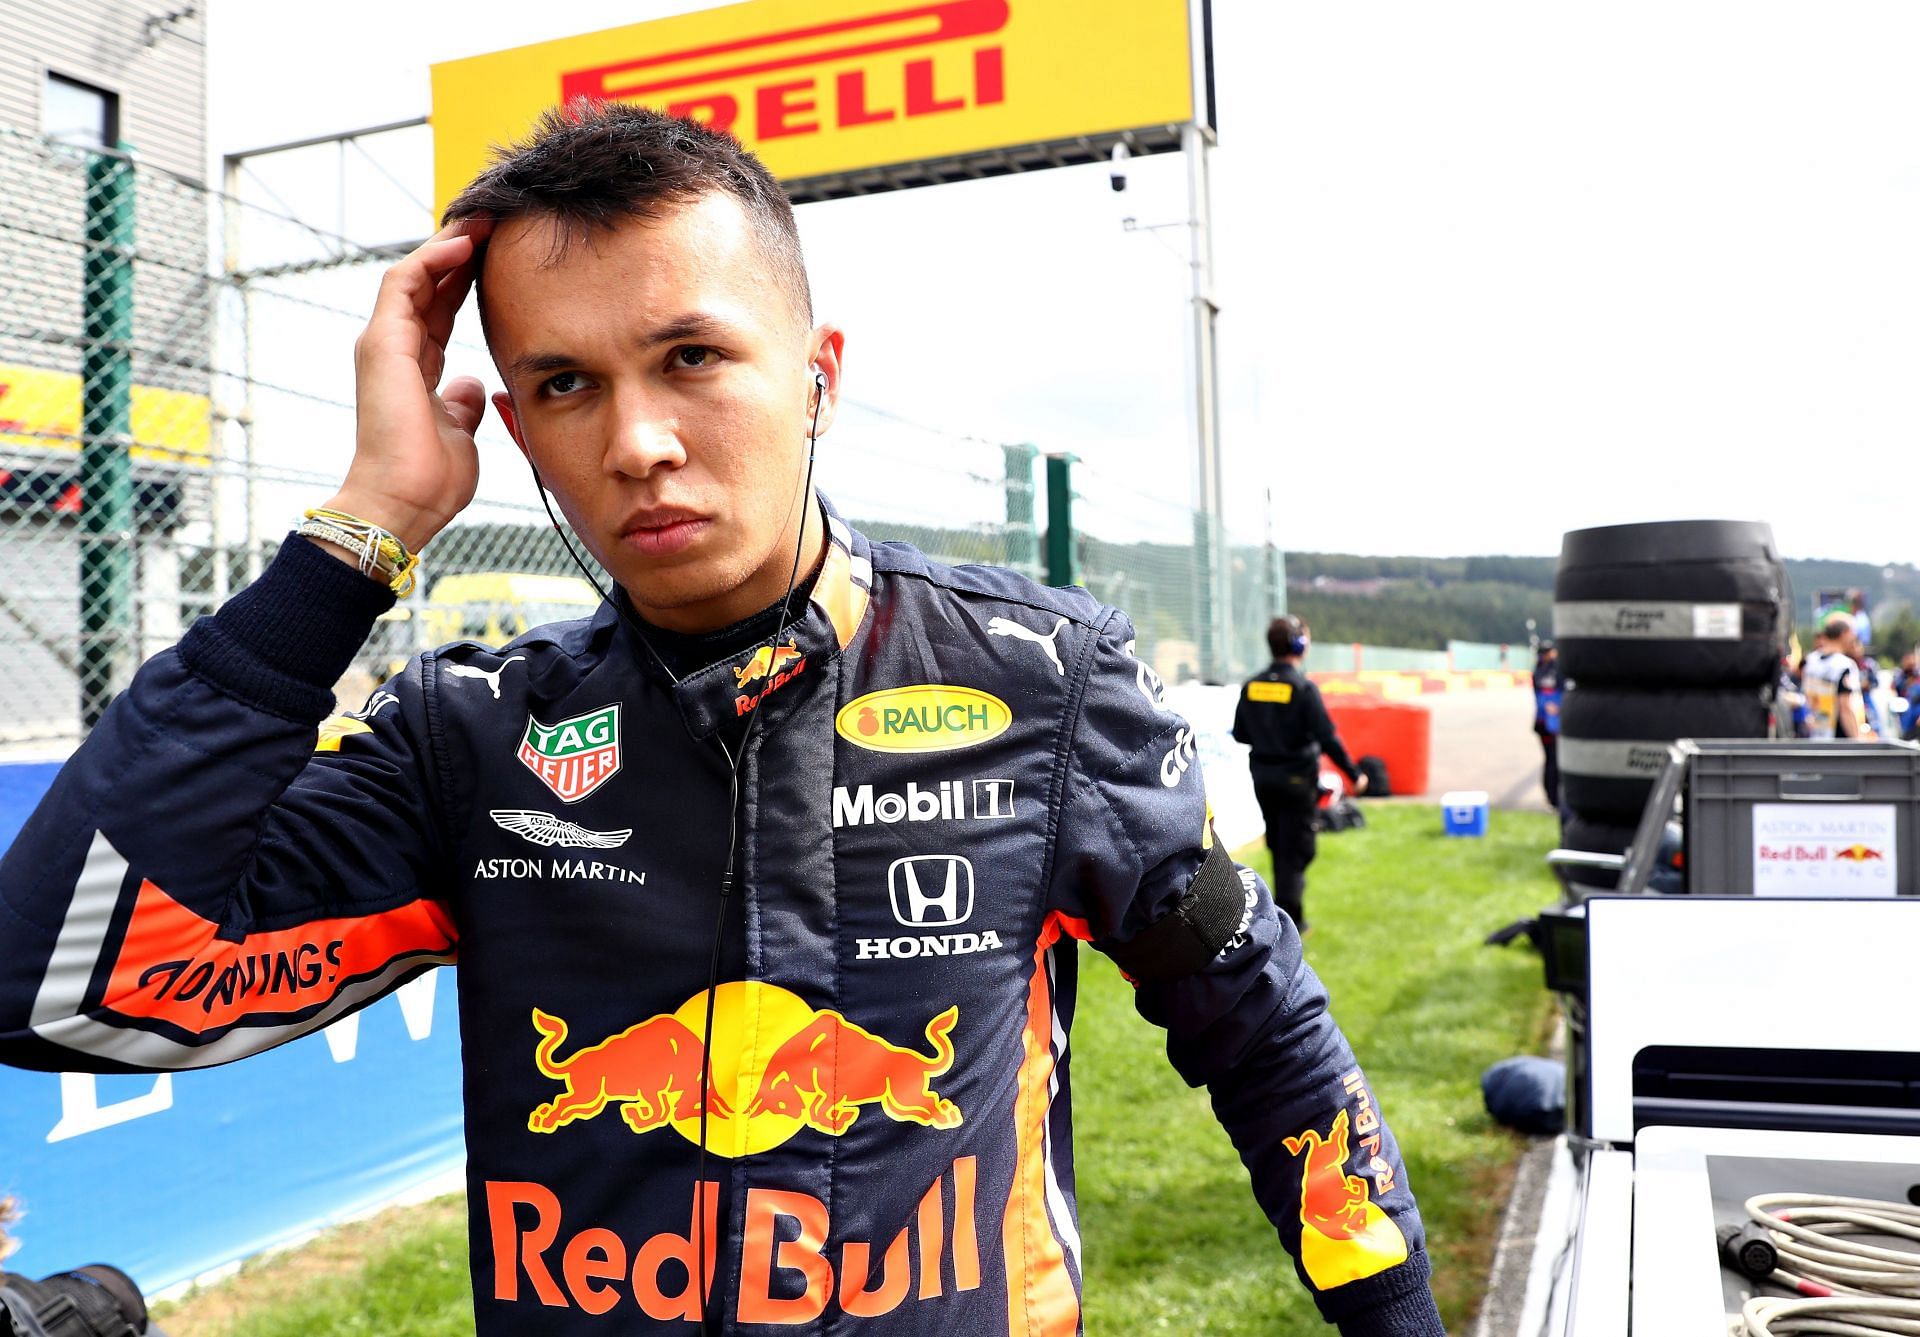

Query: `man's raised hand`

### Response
(323, 217, 495, 554)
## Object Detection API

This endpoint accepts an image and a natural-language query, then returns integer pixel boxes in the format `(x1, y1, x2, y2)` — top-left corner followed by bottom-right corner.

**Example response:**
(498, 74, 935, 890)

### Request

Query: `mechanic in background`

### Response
(1233, 615, 1366, 936)
(1531, 640, 1562, 809)
(1802, 614, 1864, 739)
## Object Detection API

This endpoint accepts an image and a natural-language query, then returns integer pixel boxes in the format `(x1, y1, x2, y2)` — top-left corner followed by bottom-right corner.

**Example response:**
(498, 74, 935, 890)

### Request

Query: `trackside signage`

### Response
(429, 0, 1199, 210)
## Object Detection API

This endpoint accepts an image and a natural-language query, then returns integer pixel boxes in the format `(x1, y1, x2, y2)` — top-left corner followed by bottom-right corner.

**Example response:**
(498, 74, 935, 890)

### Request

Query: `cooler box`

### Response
(1442, 790, 1490, 837)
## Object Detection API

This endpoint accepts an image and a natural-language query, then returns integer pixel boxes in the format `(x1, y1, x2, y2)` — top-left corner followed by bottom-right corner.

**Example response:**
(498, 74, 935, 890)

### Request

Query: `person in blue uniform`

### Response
(1532, 640, 1562, 808)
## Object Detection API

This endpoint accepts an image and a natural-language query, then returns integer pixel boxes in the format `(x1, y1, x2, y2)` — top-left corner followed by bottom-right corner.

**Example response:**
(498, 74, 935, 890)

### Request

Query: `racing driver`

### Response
(0, 104, 1443, 1334)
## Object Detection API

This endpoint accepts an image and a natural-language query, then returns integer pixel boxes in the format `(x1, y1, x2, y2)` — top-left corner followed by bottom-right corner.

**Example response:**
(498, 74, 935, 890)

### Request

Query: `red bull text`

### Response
(487, 1157, 981, 1322)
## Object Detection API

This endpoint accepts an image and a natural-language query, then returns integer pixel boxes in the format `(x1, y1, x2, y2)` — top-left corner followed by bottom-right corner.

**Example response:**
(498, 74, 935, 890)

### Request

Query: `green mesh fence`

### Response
(1069, 456, 1276, 686)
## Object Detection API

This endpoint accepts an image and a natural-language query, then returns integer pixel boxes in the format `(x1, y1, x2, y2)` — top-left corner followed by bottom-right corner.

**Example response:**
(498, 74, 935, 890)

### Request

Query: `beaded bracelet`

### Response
(295, 507, 421, 595)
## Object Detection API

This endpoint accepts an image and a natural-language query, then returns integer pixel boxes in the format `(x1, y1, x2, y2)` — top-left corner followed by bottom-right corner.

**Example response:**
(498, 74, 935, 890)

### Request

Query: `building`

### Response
(0, 1, 209, 744)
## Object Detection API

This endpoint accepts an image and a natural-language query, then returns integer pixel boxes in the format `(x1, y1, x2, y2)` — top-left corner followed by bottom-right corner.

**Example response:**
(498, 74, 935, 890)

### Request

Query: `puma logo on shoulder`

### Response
(446, 655, 526, 700)
(987, 615, 1068, 677)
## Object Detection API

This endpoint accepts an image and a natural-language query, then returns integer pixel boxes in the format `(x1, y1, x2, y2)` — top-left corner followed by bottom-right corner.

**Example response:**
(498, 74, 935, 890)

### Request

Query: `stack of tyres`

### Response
(1553, 521, 1786, 871)
(1558, 683, 1774, 821)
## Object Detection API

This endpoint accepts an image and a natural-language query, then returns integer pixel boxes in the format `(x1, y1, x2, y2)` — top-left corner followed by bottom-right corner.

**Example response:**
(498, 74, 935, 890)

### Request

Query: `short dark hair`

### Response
(1267, 615, 1309, 661)
(443, 100, 812, 327)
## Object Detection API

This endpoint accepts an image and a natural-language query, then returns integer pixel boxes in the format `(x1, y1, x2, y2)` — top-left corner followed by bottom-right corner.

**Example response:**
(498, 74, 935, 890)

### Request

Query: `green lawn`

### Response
(156, 804, 1559, 1335)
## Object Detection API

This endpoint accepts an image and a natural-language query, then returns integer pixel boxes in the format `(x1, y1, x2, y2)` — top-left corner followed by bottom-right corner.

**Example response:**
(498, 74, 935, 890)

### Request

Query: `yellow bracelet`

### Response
(297, 508, 422, 596)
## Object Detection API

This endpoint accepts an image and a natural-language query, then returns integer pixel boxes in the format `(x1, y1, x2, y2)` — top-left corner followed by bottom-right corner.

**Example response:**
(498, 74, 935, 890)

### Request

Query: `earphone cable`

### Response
(692, 371, 826, 1334)
(521, 371, 827, 1335)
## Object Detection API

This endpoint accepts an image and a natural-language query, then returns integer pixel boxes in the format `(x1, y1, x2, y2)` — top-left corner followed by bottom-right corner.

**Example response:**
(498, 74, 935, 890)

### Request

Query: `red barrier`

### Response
(1322, 697, 1432, 796)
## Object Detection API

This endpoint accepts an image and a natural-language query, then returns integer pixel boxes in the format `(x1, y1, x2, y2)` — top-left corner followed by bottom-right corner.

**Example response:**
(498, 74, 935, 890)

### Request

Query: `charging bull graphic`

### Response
(1282, 1108, 1409, 1289)
(733, 641, 803, 689)
(528, 985, 962, 1155)
(746, 1004, 963, 1135)
(528, 1009, 728, 1135)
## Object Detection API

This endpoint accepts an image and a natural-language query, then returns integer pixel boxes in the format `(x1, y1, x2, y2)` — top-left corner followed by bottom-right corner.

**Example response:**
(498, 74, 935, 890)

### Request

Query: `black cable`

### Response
(689, 378, 824, 1333)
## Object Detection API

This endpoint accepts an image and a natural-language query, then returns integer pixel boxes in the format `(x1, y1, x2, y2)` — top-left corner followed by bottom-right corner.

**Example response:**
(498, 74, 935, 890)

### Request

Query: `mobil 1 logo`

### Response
(832, 778, 1016, 829)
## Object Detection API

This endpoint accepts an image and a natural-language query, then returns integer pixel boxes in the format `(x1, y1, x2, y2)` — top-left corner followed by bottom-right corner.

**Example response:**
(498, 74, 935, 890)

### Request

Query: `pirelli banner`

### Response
(431, 0, 1213, 208)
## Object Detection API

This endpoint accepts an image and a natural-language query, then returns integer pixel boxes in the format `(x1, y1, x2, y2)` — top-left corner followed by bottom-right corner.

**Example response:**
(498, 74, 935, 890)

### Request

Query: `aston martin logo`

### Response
(490, 809, 633, 850)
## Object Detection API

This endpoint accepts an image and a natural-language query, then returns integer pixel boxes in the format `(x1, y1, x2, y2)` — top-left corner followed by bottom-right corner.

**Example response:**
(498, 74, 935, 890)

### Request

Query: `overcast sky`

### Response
(206, 2, 1920, 563)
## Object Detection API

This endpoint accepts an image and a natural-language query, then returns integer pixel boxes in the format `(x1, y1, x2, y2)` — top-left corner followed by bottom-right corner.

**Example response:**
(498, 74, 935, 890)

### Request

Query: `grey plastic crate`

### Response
(1625, 739, 1920, 895)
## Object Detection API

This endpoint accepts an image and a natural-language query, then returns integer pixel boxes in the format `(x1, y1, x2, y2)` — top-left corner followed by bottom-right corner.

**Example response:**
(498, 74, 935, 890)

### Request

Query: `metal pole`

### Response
(1264, 486, 1285, 620)
(209, 154, 242, 609)
(1183, 120, 1230, 682)
(1002, 442, 1039, 579)
(1045, 452, 1078, 587)
(79, 145, 137, 729)
(225, 154, 262, 584)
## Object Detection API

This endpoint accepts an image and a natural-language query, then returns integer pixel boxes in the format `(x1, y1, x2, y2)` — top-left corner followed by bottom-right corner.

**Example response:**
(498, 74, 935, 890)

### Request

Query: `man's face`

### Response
(485, 193, 842, 633)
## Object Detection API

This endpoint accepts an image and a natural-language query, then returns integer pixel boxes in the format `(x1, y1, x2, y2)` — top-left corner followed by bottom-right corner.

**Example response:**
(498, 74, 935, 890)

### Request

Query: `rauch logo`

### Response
(518, 704, 622, 803)
(834, 685, 1012, 754)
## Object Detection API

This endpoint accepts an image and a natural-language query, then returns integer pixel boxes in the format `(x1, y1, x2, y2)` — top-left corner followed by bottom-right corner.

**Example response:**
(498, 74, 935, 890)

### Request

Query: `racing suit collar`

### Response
(631, 494, 872, 742)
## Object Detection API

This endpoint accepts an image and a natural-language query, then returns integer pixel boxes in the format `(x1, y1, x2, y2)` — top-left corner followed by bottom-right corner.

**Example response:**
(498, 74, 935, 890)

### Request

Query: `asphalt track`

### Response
(1421, 685, 1553, 812)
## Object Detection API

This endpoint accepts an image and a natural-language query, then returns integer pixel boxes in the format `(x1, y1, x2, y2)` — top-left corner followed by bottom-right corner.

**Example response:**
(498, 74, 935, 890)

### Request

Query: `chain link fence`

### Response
(0, 127, 1272, 749)
(1073, 455, 1278, 686)
(0, 129, 214, 745)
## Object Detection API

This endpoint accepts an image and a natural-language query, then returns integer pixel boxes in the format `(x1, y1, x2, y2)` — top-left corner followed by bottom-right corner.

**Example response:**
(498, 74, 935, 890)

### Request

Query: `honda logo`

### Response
(888, 856, 975, 928)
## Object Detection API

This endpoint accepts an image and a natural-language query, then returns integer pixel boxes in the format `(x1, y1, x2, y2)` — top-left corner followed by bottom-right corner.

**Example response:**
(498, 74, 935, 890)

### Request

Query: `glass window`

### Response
(44, 74, 118, 150)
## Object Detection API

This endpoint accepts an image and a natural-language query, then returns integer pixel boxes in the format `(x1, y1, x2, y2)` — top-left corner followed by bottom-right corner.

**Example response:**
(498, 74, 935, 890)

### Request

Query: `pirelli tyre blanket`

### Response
(0, 503, 1438, 1335)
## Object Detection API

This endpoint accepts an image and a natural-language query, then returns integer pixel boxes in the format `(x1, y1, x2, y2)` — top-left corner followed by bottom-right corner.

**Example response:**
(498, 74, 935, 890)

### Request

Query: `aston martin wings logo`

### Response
(490, 810, 633, 850)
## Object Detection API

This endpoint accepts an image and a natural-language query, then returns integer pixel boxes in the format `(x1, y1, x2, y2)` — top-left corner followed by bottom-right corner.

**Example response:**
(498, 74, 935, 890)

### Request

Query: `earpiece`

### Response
(808, 368, 827, 446)
(1280, 614, 1310, 657)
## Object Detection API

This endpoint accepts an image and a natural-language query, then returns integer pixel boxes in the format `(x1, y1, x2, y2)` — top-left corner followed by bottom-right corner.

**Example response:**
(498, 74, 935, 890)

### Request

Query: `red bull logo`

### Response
(527, 982, 962, 1157)
(529, 1010, 727, 1135)
(747, 1004, 962, 1135)
(1835, 844, 1886, 861)
(487, 1156, 981, 1322)
(1282, 1106, 1409, 1290)
(734, 648, 808, 717)
(733, 641, 804, 689)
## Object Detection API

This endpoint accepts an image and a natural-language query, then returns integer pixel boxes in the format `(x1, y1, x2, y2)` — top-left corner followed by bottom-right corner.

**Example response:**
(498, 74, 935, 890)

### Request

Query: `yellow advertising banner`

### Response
(431, 0, 1197, 210)
(0, 363, 212, 465)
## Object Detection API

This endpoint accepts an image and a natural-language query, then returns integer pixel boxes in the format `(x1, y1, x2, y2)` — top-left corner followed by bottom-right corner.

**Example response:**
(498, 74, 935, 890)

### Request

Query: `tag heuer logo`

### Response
(517, 705, 621, 804)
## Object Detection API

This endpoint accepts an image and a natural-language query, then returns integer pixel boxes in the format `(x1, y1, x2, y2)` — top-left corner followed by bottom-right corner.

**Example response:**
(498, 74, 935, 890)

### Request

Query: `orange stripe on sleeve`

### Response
(1001, 911, 1081, 1336)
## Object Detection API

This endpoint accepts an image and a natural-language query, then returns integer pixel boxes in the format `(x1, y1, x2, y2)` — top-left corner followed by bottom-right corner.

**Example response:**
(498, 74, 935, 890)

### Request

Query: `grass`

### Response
(154, 804, 1559, 1335)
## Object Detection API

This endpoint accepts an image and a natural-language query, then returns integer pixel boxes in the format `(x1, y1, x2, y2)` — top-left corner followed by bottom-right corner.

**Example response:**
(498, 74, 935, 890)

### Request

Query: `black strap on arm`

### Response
(1100, 840, 1248, 984)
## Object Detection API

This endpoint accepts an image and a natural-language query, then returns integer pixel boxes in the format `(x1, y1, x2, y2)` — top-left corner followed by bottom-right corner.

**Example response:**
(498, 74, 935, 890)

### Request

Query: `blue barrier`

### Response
(0, 760, 466, 1294)
(0, 762, 60, 850)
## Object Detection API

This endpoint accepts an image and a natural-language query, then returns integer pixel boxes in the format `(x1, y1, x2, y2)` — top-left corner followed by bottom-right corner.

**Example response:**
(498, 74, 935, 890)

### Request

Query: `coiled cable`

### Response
(1733, 1193, 1920, 1336)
